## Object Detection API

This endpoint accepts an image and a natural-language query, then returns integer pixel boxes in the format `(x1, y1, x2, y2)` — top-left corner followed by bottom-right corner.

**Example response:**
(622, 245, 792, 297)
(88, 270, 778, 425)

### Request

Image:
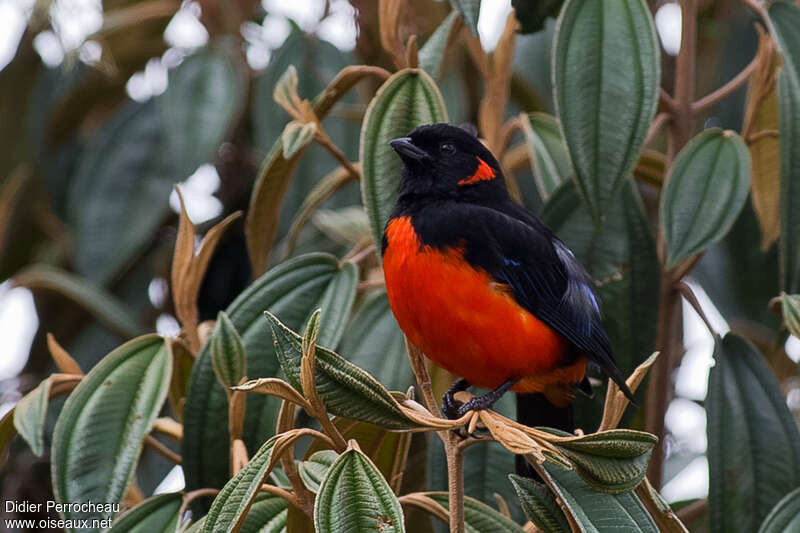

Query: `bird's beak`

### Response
(389, 137, 430, 161)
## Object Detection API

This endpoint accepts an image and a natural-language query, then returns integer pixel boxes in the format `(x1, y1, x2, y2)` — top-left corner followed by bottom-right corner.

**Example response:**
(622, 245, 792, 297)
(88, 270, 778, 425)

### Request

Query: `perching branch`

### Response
(692, 54, 759, 114)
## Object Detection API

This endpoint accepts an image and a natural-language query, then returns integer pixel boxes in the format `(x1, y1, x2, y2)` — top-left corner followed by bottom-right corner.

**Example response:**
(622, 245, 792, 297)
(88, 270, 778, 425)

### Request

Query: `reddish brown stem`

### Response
(692, 54, 758, 114)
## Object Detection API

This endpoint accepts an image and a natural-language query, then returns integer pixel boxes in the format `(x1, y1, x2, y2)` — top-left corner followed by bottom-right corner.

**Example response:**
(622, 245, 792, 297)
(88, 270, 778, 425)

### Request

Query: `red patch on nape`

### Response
(457, 157, 496, 185)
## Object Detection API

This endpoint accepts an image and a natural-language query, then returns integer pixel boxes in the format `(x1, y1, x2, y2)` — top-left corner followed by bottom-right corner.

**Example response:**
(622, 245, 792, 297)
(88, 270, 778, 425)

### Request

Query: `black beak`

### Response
(389, 137, 430, 161)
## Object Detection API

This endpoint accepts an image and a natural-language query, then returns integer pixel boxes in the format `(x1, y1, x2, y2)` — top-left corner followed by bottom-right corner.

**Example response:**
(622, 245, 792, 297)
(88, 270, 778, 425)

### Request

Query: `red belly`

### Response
(383, 216, 580, 392)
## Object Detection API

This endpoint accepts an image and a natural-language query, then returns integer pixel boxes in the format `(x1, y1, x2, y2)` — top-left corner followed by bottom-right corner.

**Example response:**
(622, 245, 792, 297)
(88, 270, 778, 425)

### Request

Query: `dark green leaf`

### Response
(314, 445, 405, 533)
(780, 292, 800, 338)
(758, 486, 800, 533)
(281, 121, 317, 159)
(660, 129, 751, 268)
(210, 311, 247, 389)
(183, 253, 343, 493)
(360, 69, 448, 253)
(707, 333, 800, 532)
(299, 450, 339, 492)
(520, 112, 571, 200)
(513, 0, 564, 34)
(13, 377, 51, 456)
(553, 0, 659, 221)
(419, 11, 461, 80)
(311, 260, 358, 350)
(240, 494, 288, 533)
(107, 493, 182, 533)
(509, 474, 570, 533)
(266, 311, 420, 429)
(52, 335, 172, 532)
(427, 492, 527, 533)
(161, 46, 244, 176)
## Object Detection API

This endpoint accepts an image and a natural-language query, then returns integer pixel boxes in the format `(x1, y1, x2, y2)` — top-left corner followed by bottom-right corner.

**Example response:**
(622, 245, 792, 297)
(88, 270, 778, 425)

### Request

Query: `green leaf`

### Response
(161, 46, 244, 176)
(448, 0, 479, 35)
(107, 493, 182, 533)
(707, 333, 800, 532)
(513, 0, 564, 34)
(273, 65, 299, 113)
(758, 486, 800, 533)
(240, 494, 288, 533)
(52, 335, 172, 531)
(202, 435, 282, 533)
(281, 121, 318, 159)
(183, 253, 343, 493)
(427, 492, 527, 533)
(67, 100, 176, 283)
(769, 1, 800, 292)
(549, 429, 657, 494)
(14, 264, 146, 338)
(13, 377, 51, 456)
(779, 292, 800, 338)
(539, 462, 658, 532)
(360, 69, 448, 253)
(210, 311, 247, 389)
(266, 311, 420, 429)
(299, 450, 339, 492)
(553, 0, 659, 221)
(339, 291, 414, 392)
(509, 474, 570, 533)
(314, 444, 405, 533)
(419, 11, 461, 80)
(519, 112, 571, 200)
(659, 129, 751, 268)
(311, 260, 358, 350)
(312, 206, 371, 246)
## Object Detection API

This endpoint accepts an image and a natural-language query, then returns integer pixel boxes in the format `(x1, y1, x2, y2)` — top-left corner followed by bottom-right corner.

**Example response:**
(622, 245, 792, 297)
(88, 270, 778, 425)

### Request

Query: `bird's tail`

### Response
(515, 392, 574, 477)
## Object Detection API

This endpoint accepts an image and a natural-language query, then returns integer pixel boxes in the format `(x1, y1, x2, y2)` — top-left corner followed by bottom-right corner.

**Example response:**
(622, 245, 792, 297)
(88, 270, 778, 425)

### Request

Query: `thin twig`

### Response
(177, 488, 219, 525)
(659, 88, 677, 113)
(644, 112, 671, 146)
(497, 116, 522, 154)
(342, 243, 376, 265)
(741, 0, 768, 21)
(260, 483, 301, 507)
(692, 54, 759, 114)
(445, 436, 466, 533)
(404, 338, 437, 413)
(677, 282, 717, 336)
(670, 252, 703, 282)
(747, 129, 779, 143)
(144, 435, 182, 464)
(314, 131, 360, 181)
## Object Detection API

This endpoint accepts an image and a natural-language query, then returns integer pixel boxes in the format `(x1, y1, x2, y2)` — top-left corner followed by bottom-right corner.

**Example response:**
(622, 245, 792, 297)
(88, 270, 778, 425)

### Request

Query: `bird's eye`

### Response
(440, 143, 456, 156)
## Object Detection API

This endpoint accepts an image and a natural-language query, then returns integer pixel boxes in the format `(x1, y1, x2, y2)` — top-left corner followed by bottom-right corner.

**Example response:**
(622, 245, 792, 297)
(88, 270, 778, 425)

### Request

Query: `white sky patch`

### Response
(148, 277, 169, 309)
(126, 57, 168, 101)
(665, 397, 707, 454)
(0, 1, 27, 71)
(164, 3, 208, 50)
(662, 455, 709, 503)
(785, 335, 800, 363)
(154, 465, 185, 494)
(478, 0, 512, 52)
(655, 3, 682, 56)
(169, 164, 223, 223)
(33, 30, 65, 67)
(49, 0, 103, 51)
(156, 314, 181, 337)
(262, 0, 322, 31)
(317, 0, 356, 51)
(0, 283, 39, 381)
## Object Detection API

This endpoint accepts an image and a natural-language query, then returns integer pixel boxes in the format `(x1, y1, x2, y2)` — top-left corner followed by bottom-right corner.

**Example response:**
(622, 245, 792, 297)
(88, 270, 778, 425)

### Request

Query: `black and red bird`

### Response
(381, 124, 633, 458)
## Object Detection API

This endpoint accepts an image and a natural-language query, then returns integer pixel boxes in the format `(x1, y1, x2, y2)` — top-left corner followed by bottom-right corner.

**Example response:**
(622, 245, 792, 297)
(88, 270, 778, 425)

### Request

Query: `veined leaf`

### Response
(299, 450, 339, 492)
(768, 1, 800, 292)
(509, 474, 570, 533)
(419, 11, 462, 80)
(266, 311, 420, 429)
(14, 377, 52, 456)
(183, 253, 343, 493)
(426, 492, 527, 533)
(314, 443, 405, 533)
(758, 486, 800, 533)
(779, 292, 800, 338)
(281, 121, 317, 159)
(52, 335, 172, 532)
(553, 0, 659, 221)
(660, 129, 751, 268)
(240, 494, 288, 533)
(360, 68, 447, 254)
(310, 260, 358, 350)
(519, 112, 571, 200)
(106, 492, 182, 533)
(210, 311, 247, 389)
(707, 333, 800, 532)
(540, 462, 659, 532)
(312, 206, 371, 247)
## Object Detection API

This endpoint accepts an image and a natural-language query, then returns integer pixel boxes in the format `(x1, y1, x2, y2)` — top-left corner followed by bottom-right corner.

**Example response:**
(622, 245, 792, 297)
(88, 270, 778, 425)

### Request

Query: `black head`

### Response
(389, 123, 508, 203)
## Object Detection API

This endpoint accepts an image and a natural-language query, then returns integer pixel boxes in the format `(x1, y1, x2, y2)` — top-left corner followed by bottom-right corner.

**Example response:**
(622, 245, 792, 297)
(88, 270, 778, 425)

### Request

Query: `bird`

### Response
(381, 123, 634, 472)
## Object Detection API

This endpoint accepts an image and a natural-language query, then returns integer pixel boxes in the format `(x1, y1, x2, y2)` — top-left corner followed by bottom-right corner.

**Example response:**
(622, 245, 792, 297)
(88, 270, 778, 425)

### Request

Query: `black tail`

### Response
(515, 392, 574, 477)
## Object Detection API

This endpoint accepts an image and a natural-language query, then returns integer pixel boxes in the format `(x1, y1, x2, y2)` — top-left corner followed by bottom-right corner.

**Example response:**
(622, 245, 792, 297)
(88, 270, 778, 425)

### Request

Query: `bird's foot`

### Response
(455, 377, 520, 418)
(441, 378, 470, 419)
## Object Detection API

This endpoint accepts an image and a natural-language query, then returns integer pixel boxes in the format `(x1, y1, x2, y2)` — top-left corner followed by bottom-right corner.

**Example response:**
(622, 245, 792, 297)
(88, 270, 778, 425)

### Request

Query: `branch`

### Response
(260, 484, 301, 508)
(144, 435, 182, 464)
(445, 436, 466, 533)
(692, 54, 758, 114)
(659, 88, 677, 113)
(741, 0, 768, 21)
(644, 112, 671, 146)
(315, 131, 360, 181)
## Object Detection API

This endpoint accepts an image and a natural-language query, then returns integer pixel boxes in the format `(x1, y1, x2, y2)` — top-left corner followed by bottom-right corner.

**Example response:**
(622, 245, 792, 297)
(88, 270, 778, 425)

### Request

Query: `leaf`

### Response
(107, 492, 182, 533)
(780, 292, 800, 338)
(707, 333, 800, 532)
(13, 377, 52, 456)
(419, 11, 462, 80)
(273, 64, 300, 115)
(51, 335, 172, 531)
(66, 100, 176, 283)
(660, 129, 751, 268)
(519, 112, 571, 200)
(768, 1, 800, 292)
(161, 46, 244, 176)
(634, 479, 689, 533)
(311, 260, 358, 350)
(553, 0, 660, 221)
(266, 311, 420, 429)
(14, 264, 146, 338)
(426, 492, 527, 533)
(312, 207, 371, 246)
(314, 442, 405, 533)
(360, 68, 448, 254)
(182, 253, 343, 493)
(240, 494, 288, 533)
(509, 474, 570, 533)
(449, 0, 480, 36)
(339, 291, 414, 392)
(538, 461, 659, 532)
(281, 121, 318, 159)
(742, 26, 781, 249)
(299, 450, 339, 492)
(513, 0, 564, 34)
(210, 311, 247, 389)
(758, 486, 800, 533)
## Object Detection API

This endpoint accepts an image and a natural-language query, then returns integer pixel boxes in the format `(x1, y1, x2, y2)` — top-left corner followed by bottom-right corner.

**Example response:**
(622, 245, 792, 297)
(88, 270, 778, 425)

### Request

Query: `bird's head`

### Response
(389, 123, 508, 203)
